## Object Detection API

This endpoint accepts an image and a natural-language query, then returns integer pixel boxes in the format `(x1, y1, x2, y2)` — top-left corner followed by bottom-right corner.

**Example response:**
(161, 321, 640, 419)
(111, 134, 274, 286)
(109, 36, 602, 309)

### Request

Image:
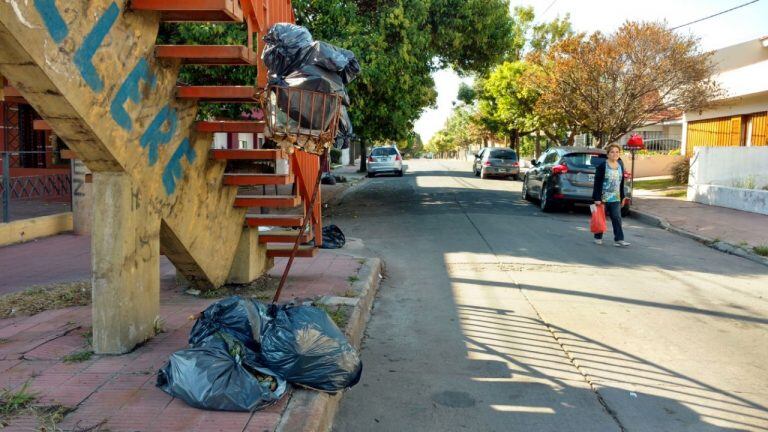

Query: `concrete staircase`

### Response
(0, 0, 317, 353)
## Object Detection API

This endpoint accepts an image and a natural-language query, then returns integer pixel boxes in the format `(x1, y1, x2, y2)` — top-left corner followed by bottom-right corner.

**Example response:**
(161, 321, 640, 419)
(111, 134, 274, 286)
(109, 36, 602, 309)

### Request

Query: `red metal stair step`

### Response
(267, 245, 318, 258)
(224, 173, 294, 186)
(245, 214, 304, 228)
(210, 149, 285, 161)
(197, 121, 265, 134)
(234, 194, 301, 208)
(258, 230, 311, 244)
(156, 45, 256, 65)
(129, 0, 243, 22)
(177, 86, 259, 103)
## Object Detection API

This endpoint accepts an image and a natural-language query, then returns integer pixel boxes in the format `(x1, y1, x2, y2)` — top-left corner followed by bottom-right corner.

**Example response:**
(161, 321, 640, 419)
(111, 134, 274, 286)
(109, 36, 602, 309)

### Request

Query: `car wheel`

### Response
(522, 177, 532, 201)
(512, 174, 520, 181)
(397, 170, 404, 177)
(366, 172, 374, 178)
(474, 167, 480, 177)
(480, 169, 488, 180)
(540, 183, 556, 212)
(621, 204, 631, 217)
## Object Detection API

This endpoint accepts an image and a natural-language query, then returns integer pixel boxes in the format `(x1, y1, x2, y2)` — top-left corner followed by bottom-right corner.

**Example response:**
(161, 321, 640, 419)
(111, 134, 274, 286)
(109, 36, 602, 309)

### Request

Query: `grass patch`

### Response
(753, 246, 768, 257)
(199, 274, 279, 301)
(632, 178, 677, 190)
(347, 275, 359, 284)
(664, 190, 687, 198)
(0, 281, 90, 319)
(317, 304, 352, 329)
(0, 382, 37, 419)
(62, 350, 93, 363)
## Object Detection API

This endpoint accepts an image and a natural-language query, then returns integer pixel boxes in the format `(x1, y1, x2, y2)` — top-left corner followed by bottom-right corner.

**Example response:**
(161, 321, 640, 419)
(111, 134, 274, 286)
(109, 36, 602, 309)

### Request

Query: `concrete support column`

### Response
(71, 159, 93, 235)
(91, 172, 160, 354)
(227, 228, 273, 284)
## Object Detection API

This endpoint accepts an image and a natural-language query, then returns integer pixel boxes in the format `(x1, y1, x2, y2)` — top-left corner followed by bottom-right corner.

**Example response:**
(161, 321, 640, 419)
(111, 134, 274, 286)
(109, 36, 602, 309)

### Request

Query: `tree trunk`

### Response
(566, 131, 576, 146)
(358, 138, 367, 172)
(510, 130, 520, 155)
(534, 136, 541, 158)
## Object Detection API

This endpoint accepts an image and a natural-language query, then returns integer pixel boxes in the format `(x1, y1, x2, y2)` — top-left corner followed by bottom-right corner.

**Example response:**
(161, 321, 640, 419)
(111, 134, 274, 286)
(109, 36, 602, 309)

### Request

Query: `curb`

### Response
(630, 209, 768, 268)
(327, 174, 369, 207)
(276, 257, 382, 432)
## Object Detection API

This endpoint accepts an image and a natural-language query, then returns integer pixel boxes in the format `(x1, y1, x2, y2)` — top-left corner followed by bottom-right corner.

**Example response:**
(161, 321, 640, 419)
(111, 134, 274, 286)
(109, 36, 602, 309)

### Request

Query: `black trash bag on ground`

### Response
(188, 296, 270, 352)
(261, 305, 362, 392)
(157, 332, 287, 412)
(321, 172, 337, 185)
(262, 23, 314, 78)
(320, 225, 345, 249)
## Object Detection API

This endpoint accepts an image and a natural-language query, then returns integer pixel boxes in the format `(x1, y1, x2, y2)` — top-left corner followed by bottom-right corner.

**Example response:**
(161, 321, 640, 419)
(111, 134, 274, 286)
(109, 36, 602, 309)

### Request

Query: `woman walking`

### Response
(592, 144, 630, 247)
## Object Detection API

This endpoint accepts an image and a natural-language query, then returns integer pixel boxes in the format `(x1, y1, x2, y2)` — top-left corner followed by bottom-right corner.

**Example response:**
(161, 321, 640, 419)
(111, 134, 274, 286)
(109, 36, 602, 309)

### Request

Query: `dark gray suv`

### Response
(522, 147, 632, 215)
(473, 148, 520, 180)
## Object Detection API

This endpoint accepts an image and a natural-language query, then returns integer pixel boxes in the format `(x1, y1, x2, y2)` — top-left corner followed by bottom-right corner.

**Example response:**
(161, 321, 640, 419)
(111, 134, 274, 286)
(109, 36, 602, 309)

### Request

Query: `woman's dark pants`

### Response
(594, 201, 624, 242)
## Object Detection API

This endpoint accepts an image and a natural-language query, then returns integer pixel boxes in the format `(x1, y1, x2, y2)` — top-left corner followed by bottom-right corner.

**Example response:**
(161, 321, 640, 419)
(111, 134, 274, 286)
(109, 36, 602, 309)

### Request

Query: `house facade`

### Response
(682, 37, 768, 157)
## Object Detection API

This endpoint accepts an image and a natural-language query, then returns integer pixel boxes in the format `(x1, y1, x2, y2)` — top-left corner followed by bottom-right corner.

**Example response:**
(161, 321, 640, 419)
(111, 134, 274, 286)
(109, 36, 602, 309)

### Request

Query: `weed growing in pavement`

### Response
(753, 246, 768, 257)
(347, 275, 359, 284)
(0, 281, 90, 319)
(317, 304, 352, 329)
(343, 289, 358, 298)
(664, 190, 686, 198)
(0, 381, 37, 420)
(62, 350, 93, 363)
(199, 274, 278, 300)
(153, 317, 166, 336)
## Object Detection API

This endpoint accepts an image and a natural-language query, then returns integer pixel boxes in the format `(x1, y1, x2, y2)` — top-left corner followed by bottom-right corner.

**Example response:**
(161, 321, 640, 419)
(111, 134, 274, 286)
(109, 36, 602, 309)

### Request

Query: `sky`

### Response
(414, 0, 768, 143)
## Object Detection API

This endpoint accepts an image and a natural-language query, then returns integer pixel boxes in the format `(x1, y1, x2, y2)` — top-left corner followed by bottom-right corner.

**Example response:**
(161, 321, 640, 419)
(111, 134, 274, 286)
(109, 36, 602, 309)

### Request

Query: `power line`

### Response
(541, 0, 558, 17)
(671, 0, 760, 30)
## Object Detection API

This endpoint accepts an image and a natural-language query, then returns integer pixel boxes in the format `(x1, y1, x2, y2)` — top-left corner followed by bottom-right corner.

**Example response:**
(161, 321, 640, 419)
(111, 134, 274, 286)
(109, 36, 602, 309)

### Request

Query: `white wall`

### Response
(687, 146, 768, 215)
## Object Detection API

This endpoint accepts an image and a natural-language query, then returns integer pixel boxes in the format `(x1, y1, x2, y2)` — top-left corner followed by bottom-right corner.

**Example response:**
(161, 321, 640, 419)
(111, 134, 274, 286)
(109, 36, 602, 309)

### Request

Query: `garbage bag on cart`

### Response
(261, 304, 362, 392)
(157, 332, 287, 412)
(262, 23, 314, 78)
(303, 41, 361, 85)
(188, 296, 270, 352)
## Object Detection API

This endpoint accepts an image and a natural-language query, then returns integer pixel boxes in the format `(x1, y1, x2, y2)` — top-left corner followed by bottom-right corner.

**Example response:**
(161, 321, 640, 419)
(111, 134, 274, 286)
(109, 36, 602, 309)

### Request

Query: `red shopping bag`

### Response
(590, 204, 606, 234)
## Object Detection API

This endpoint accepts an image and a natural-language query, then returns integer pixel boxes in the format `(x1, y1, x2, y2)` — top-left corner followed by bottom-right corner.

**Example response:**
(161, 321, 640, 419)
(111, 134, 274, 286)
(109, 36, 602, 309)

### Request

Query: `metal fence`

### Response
(1, 151, 72, 223)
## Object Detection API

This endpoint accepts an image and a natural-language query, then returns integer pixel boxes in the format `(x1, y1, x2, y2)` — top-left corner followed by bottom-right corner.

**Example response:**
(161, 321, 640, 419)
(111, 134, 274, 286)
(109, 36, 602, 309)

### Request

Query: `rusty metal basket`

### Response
(262, 85, 343, 155)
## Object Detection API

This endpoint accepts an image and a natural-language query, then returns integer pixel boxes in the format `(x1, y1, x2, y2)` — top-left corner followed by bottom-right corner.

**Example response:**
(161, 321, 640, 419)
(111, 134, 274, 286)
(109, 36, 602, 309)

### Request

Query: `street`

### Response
(330, 159, 768, 432)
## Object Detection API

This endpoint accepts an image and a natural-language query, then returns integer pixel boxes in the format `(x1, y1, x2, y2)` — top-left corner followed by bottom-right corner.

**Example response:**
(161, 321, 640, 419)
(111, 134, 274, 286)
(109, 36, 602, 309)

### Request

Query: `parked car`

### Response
(473, 148, 520, 180)
(522, 147, 632, 215)
(367, 146, 403, 177)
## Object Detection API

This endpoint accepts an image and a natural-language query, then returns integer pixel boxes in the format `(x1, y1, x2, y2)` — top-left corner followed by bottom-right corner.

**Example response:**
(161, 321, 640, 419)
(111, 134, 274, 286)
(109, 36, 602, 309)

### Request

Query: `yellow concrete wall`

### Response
(0, 1, 245, 288)
(0, 212, 73, 247)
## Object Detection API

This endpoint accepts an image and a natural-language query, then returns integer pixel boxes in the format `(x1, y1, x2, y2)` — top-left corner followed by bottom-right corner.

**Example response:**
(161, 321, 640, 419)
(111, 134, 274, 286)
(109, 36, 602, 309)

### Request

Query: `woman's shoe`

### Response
(594, 239, 603, 245)
(614, 241, 631, 247)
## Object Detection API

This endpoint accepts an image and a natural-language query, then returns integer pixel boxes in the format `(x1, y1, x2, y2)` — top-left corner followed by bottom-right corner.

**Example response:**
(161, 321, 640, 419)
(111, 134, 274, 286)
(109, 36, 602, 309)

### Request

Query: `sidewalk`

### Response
(0, 243, 378, 431)
(632, 191, 768, 257)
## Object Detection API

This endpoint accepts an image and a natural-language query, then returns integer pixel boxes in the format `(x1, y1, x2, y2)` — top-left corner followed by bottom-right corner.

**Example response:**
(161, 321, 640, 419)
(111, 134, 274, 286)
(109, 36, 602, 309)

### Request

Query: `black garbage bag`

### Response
(262, 23, 313, 78)
(271, 65, 348, 133)
(303, 41, 361, 85)
(157, 333, 287, 412)
(261, 305, 362, 392)
(334, 107, 353, 150)
(320, 225, 345, 249)
(188, 296, 270, 353)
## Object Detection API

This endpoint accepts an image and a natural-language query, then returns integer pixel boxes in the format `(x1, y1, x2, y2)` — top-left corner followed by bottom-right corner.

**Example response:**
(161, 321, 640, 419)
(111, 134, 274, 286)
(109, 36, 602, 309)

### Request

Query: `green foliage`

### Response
(330, 148, 342, 164)
(753, 246, 768, 257)
(425, 106, 480, 155)
(0, 382, 37, 418)
(457, 83, 477, 105)
(62, 350, 93, 363)
(480, 61, 540, 138)
(671, 158, 690, 185)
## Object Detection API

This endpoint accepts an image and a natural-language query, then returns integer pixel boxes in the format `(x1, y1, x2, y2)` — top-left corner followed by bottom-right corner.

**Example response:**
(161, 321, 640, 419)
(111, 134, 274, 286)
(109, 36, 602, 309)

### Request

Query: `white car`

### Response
(367, 147, 404, 177)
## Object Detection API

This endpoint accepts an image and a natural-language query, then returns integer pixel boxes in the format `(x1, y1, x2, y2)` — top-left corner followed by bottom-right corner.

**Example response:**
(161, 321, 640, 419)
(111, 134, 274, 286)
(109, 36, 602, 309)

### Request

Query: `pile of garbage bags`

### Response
(157, 296, 362, 411)
(262, 23, 359, 152)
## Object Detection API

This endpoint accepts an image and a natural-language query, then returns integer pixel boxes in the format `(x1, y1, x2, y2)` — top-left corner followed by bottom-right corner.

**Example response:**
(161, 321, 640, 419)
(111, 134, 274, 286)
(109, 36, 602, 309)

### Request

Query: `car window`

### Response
(543, 151, 559, 165)
(488, 149, 517, 160)
(371, 148, 397, 156)
(564, 153, 606, 170)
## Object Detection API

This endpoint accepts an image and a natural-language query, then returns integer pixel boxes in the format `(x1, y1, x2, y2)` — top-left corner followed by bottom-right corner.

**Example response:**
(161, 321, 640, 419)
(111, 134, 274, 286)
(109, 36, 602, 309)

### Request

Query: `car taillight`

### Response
(483, 161, 491, 166)
(395, 154, 402, 161)
(552, 163, 568, 175)
(512, 162, 519, 167)
(367, 156, 374, 162)
(623, 171, 632, 179)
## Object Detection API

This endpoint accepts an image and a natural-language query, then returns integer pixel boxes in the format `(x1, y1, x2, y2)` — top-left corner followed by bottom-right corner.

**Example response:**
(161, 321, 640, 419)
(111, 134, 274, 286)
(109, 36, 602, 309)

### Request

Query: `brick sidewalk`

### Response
(633, 195, 768, 248)
(0, 250, 363, 431)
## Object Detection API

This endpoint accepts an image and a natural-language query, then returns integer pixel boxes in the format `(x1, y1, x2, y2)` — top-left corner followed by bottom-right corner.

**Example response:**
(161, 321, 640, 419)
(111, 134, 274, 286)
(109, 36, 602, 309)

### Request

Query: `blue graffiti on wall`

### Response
(34, 1, 196, 196)
(73, 2, 119, 92)
(163, 139, 197, 194)
(111, 59, 157, 131)
(34, 0, 68, 43)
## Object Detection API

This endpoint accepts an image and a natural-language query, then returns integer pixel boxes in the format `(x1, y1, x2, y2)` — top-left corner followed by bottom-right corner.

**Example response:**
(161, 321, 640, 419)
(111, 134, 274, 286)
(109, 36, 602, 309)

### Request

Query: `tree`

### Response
(535, 22, 721, 147)
(457, 83, 477, 106)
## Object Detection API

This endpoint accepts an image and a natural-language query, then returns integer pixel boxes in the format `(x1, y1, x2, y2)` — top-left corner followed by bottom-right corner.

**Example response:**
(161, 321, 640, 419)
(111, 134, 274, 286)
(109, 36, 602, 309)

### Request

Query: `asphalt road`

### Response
(330, 159, 768, 432)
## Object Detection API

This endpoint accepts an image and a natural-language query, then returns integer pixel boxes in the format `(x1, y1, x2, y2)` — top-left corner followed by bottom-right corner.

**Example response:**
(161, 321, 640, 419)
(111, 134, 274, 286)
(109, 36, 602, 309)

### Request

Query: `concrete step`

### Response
(266, 244, 318, 258)
(129, 0, 243, 22)
(156, 45, 256, 65)
(258, 229, 311, 244)
(234, 194, 301, 208)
